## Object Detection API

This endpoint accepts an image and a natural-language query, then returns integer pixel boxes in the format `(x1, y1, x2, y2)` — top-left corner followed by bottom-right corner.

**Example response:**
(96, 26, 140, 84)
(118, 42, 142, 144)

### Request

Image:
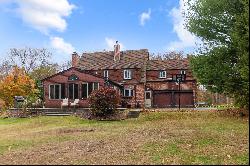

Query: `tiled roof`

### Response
(78, 49, 149, 70)
(146, 59, 190, 70)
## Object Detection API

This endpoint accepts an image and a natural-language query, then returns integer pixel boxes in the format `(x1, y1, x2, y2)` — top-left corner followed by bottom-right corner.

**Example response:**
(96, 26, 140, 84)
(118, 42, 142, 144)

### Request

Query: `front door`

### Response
(145, 91, 152, 108)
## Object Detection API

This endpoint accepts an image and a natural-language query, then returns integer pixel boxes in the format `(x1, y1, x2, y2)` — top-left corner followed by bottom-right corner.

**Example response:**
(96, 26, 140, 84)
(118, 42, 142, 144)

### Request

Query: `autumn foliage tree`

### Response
(0, 67, 38, 108)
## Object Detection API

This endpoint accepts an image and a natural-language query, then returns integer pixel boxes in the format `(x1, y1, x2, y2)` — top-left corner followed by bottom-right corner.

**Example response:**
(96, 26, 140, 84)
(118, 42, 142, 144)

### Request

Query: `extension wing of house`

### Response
(42, 43, 197, 108)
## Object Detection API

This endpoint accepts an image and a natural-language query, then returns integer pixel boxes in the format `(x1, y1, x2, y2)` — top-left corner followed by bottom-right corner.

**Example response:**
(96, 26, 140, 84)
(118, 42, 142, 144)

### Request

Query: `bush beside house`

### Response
(87, 87, 124, 120)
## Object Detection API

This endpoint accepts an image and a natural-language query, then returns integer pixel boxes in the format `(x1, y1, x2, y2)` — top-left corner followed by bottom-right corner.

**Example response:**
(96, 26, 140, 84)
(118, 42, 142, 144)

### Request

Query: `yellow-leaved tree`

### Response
(0, 66, 38, 108)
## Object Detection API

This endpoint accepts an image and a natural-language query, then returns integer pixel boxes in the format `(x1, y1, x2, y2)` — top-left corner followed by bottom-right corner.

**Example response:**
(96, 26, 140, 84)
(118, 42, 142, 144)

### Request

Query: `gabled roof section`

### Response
(78, 49, 149, 70)
(41, 67, 102, 82)
(147, 58, 190, 70)
(41, 67, 124, 88)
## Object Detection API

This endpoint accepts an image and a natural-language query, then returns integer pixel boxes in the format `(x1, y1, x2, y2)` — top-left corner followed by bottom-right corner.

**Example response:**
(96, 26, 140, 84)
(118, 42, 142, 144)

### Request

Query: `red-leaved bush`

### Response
(88, 87, 121, 117)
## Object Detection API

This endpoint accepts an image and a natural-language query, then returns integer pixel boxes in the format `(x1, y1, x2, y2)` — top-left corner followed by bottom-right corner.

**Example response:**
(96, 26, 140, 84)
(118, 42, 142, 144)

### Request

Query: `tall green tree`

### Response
(29, 64, 60, 100)
(185, 0, 249, 108)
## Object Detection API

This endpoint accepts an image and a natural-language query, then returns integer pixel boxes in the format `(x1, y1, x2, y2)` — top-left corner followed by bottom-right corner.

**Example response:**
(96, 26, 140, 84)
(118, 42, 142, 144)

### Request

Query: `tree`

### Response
(29, 63, 60, 81)
(185, 0, 249, 108)
(1, 48, 62, 102)
(0, 61, 12, 81)
(29, 63, 60, 100)
(230, 0, 249, 108)
(150, 51, 185, 60)
(60, 60, 72, 71)
(5, 47, 52, 73)
(0, 67, 38, 107)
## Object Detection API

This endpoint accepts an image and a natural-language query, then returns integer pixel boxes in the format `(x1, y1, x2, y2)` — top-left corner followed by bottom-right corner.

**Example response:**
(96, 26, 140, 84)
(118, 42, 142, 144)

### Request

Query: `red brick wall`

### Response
(120, 83, 145, 108)
(135, 84, 145, 107)
(146, 69, 197, 108)
(43, 67, 197, 108)
(43, 68, 105, 108)
(146, 81, 196, 91)
(89, 68, 142, 83)
(146, 69, 195, 81)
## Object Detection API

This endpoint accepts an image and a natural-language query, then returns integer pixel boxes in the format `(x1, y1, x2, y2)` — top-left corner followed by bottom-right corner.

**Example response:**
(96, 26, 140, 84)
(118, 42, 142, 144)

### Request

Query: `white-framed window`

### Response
(104, 70, 109, 78)
(82, 83, 88, 98)
(145, 91, 151, 99)
(82, 82, 99, 99)
(123, 89, 134, 97)
(124, 69, 132, 79)
(181, 70, 186, 75)
(93, 82, 99, 90)
(49, 84, 61, 99)
(68, 83, 79, 100)
(159, 71, 167, 78)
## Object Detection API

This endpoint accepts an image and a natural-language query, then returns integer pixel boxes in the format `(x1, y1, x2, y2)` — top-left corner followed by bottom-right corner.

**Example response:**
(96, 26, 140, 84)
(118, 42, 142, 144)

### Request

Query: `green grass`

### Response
(0, 111, 248, 165)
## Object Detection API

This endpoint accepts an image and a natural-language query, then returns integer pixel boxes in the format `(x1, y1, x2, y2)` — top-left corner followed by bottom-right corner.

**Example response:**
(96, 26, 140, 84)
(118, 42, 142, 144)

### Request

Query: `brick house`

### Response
(42, 43, 197, 108)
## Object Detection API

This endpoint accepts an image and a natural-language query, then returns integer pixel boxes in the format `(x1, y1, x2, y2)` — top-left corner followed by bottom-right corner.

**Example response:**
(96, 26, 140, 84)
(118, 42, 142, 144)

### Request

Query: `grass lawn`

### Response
(0, 110, 248, 165)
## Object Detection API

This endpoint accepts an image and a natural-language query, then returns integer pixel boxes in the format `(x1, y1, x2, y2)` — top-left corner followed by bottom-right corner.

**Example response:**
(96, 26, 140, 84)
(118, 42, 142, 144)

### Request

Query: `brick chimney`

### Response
(114, 41, 120, 62)
(72, 52, 80, 67)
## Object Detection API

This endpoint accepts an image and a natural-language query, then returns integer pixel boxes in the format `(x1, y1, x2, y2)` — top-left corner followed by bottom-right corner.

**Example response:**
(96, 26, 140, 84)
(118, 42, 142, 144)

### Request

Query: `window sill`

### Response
(49, 99, 63, 100)
(123, 96, 133, 98)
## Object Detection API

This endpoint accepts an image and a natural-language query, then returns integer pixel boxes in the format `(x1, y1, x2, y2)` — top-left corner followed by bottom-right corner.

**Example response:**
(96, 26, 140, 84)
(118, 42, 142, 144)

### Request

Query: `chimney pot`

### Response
(114, 41, 121, 61)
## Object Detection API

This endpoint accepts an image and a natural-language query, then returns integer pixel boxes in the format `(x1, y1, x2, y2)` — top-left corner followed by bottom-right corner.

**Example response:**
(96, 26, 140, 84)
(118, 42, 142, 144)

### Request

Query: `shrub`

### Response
(88, 87, 121, 117)
(22, 94, 42, 108)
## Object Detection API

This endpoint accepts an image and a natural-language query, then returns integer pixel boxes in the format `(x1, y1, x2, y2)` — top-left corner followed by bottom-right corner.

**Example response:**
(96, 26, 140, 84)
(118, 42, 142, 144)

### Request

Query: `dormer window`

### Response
(68, 74, 79, 81)
(104, 70, 109, 78)
(124, 69, 132, 79)
(159, 71, 166, 78)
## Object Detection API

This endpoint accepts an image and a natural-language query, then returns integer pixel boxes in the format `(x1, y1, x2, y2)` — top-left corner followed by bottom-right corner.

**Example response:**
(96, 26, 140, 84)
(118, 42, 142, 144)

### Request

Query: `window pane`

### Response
(82, 84, 88, 98)
(88, 82, 93, 95)
(124, 70, 127, 78)
(146, 92, 151, 99)
(104, 70, 108, 78)
(68, 74, 79, 81)
(55, 85, 60, 99)
(61, 84, 65, 99)
(93, 82, 99, 90)
(124, 70, 131, 79)
(124, 90, 130, 96)
(50, 85, 54, 99)
(69, 83, 74, 99)
(74, 84, 79, 99)
(160, 71, 166, 78)
(131, 90, 134, 96)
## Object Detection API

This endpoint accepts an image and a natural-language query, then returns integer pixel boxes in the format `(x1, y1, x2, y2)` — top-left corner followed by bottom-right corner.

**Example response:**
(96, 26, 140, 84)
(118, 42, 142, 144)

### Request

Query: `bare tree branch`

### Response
(149, 51, 185, 60)
(7, 47, 52, 73)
